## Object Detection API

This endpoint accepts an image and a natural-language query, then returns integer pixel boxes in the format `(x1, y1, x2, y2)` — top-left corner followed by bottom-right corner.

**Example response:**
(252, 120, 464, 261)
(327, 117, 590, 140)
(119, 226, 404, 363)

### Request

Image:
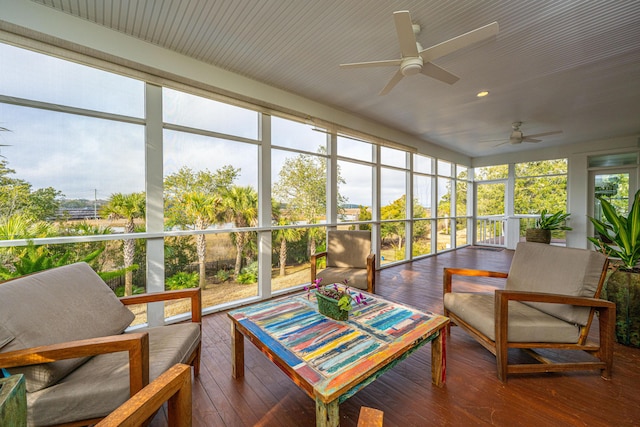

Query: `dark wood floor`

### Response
(153, 247, 640, 426)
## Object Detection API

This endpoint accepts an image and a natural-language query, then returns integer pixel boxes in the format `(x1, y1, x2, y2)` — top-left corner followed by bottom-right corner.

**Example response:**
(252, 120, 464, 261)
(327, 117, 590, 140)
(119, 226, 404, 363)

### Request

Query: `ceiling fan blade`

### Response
(522, 138, 542, 143)
(524, 130, 563, 139)
(379, 69, 404, 95)
(419, 21, 499, 62)
(339, 59, 402, 69)
(420, 62, 460, 85)
(393, 11, 419, 57)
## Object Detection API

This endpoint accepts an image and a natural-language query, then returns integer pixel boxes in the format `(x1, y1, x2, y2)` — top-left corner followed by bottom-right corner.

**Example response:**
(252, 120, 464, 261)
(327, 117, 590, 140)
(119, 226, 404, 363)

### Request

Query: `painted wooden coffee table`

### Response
(228, 290, 449, 427)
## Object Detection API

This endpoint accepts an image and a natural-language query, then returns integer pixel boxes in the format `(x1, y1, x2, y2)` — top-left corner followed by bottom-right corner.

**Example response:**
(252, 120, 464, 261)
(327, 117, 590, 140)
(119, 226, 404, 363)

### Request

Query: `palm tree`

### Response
(221, 186, 258, 278)
(181, 192, 220, 289)
(102, 192, 145, 296)
(274, 217, 302, 277)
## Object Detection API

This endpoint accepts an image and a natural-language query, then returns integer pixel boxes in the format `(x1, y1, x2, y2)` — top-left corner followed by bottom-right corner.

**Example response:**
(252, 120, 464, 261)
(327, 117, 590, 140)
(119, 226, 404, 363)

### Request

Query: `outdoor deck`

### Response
(151, 246, 640, 426)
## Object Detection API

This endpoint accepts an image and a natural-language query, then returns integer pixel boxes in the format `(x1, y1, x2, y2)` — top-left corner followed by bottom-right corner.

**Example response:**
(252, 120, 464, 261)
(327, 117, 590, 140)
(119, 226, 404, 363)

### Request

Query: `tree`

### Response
(184, 192, 220, 288)
(355, 205, 372, 231)
(273, 202, 302, 276)
(380, 195, 428, 250)
(273, 152, 345, 256)
(221, 186, 258, 278)
(0, 159, 62, 221)
(101, 192, 146, 296)
(164, 166, 239, 288)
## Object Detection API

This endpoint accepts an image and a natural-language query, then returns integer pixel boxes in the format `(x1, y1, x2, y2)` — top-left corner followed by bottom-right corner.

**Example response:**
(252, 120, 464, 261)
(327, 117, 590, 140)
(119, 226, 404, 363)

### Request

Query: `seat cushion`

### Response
(0, 263, 135, 392)
(506, 242, 607, 325)
(317, 267, 369, 291)
(25, 322, 201, 427)
(444, 292, 580, 343)
(326, 230, 371, 269)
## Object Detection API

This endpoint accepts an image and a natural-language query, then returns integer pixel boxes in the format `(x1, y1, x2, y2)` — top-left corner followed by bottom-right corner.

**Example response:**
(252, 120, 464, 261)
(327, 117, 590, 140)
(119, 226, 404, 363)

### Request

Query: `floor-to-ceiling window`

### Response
(412, 154, 434, 257)
(380, 146, 409, 265)
(0, 42, 147, 303)
(271, 116, 328, 293)
(162, 87, 260, 313)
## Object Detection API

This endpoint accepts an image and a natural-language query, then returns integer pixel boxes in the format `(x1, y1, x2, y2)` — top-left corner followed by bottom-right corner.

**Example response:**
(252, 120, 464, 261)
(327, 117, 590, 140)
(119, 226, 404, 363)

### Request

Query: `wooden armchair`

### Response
(0, 262, 201, 427)
(443, 242, 615, 382)
(311, 230, 376, 293)
(96, 363, 192, 427)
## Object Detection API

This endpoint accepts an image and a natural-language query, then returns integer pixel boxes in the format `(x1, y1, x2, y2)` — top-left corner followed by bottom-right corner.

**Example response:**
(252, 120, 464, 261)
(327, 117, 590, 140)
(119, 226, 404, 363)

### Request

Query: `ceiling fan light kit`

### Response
(339, 10, 499, 95)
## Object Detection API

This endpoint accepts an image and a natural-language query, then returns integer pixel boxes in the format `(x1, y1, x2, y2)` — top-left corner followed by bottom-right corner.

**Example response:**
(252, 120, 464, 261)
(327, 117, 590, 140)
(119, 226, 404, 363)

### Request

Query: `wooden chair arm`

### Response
(0, 333, 150, 395)
(96, 363, 192, 427)
(443, 268, 508, 294)
(495, 290, 617, 308)
(310, 252, 328, 281)
(120, 287, 202, 323)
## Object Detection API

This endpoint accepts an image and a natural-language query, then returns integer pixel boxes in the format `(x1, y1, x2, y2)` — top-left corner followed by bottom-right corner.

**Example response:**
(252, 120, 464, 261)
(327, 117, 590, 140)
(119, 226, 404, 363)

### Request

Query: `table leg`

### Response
(431, 327, 446, 387)
(315, 397, 339, 427)
(231, 321, 245, 379)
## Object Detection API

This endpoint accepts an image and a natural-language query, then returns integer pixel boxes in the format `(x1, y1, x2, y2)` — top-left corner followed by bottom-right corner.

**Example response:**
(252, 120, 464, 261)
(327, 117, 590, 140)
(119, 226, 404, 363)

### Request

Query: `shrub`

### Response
(165, 271, 199, 290)
(215, 269, 231, 283)
(237, 261, 258, 284)
(115, 285, 144, 297)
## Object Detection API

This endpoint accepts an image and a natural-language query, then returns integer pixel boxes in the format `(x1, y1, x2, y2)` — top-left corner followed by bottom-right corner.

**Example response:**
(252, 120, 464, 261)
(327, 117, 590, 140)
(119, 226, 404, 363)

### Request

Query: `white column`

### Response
(258, 113, 272, 298)
(145, 83, 165, 326)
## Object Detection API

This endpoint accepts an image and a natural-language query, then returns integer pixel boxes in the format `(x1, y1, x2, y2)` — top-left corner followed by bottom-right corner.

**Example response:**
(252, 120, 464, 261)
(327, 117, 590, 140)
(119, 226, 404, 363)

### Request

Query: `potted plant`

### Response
(589, 189, 640, 348)
(306, 278, 367, 321)
(525, 209, 572, 244)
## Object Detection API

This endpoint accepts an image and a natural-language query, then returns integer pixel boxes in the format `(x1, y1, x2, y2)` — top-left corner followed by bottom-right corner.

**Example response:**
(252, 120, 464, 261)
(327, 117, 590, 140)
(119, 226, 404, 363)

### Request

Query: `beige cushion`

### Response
(444, 293, 581, 343)
(506, 242, 607, 325)
(326, 230, 371, 269)
(0, 263, 135, 392)
(0, 324, 15, 349)
(317, 267, 369, 291)
(26, 323, 201, 427)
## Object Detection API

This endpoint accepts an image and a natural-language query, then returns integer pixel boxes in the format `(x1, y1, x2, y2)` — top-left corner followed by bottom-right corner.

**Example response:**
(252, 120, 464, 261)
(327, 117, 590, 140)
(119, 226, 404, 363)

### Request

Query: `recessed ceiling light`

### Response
(477, 91, 489, 97)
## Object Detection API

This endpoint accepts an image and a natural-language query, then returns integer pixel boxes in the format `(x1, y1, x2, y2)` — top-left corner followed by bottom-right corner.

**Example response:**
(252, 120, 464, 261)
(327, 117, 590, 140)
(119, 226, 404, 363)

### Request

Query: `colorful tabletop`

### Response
(228, 290, 449, 427)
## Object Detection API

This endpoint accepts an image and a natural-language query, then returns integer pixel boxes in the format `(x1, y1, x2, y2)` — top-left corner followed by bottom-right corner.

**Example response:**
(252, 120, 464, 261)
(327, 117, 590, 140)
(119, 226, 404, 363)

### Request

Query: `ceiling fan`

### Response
(496, 122, 563, 146)
(339, 10, 499, 95)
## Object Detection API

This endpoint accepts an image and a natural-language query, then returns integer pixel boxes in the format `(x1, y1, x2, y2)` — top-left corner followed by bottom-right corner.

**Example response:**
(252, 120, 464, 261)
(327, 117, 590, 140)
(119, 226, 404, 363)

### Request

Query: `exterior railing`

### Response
(475, 215, 506, 246)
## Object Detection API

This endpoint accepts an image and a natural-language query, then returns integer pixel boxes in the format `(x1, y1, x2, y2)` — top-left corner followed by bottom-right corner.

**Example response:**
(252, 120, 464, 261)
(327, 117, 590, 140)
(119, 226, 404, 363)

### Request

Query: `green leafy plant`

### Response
(589, 189, 640, 270)
(165, 271, 199, 290)
(535, 209, 572, 231)
(114, 284, 145, 297)
(214, 269, 231, 283)
(237, 261, 258, 284)
(0, 242, 105, 280)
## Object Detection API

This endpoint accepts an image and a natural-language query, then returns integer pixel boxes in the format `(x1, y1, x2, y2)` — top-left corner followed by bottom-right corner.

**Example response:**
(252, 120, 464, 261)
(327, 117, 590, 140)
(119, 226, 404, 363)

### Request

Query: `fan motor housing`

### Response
(401, 57, 423, 76)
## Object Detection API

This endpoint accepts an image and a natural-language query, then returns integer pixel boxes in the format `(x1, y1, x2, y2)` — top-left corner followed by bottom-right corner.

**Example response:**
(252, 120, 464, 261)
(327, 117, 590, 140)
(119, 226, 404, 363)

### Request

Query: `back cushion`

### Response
(0, 262, 135, 392)
(506, 242, 607, 325)
(326, 230, 371, 269)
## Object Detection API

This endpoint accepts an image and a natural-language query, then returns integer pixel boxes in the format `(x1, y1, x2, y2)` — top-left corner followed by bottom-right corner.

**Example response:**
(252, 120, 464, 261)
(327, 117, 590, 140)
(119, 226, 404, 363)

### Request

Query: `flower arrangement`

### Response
(306, 278, 367, 315)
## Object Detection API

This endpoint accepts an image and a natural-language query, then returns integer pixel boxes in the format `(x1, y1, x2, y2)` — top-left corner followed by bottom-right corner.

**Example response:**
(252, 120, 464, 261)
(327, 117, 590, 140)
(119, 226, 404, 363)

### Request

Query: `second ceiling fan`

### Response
(340, 10, 499, 95)
(498, 121, 563, 146)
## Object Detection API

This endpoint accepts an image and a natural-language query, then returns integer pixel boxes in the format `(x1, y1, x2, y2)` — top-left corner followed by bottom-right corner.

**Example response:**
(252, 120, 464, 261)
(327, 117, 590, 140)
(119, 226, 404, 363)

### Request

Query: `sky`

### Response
(0, 42, 442, 208)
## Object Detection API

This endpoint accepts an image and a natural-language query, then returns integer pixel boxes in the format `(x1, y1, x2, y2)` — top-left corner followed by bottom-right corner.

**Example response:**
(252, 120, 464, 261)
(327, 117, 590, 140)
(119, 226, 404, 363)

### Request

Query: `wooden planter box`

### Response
(525, 228, 551, 244)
